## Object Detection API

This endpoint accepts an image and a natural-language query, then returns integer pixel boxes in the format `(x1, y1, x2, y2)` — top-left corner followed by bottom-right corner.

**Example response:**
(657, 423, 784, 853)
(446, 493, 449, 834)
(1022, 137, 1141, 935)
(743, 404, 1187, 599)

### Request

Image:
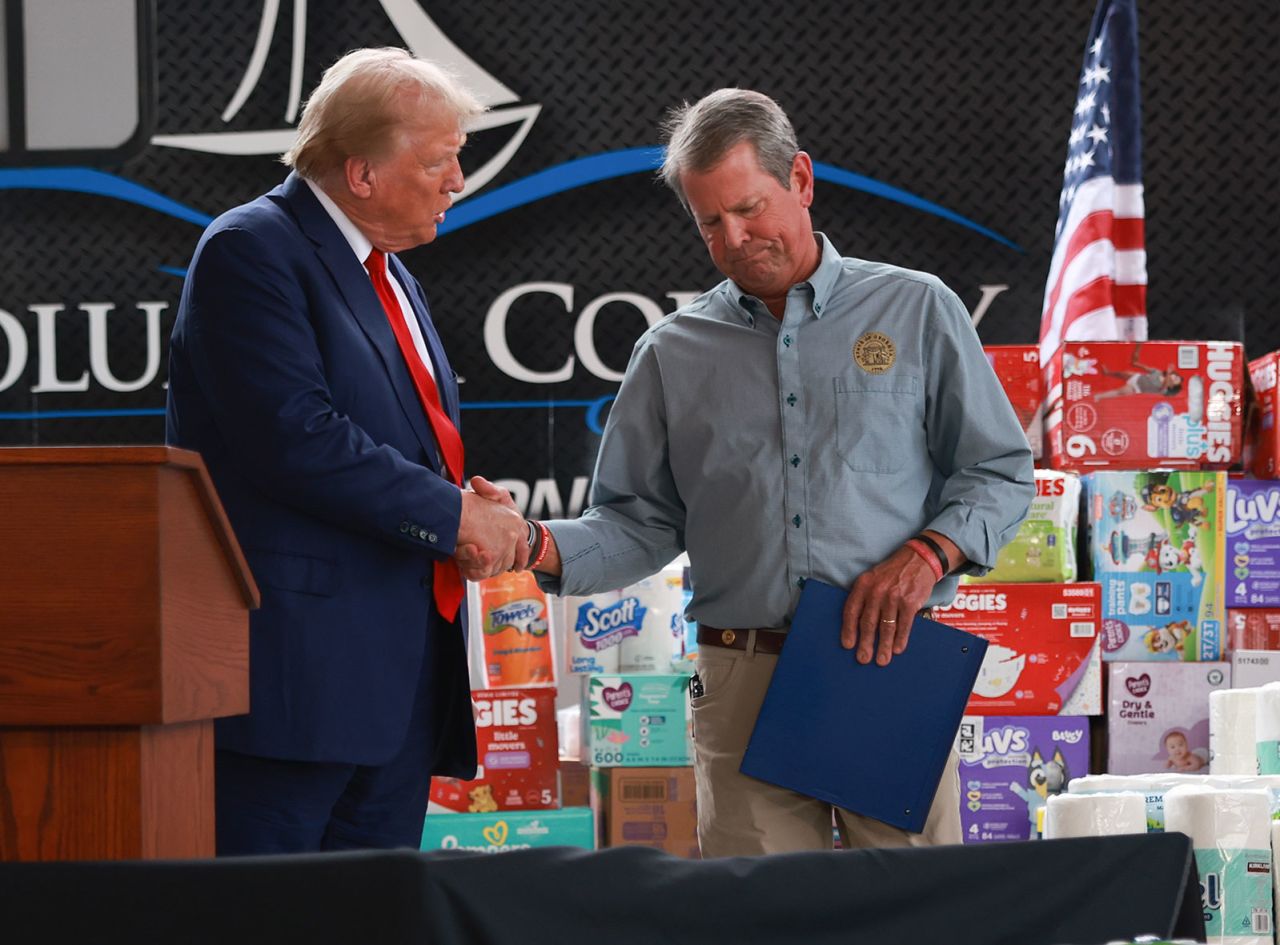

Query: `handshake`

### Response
(453, 476, 548, 581)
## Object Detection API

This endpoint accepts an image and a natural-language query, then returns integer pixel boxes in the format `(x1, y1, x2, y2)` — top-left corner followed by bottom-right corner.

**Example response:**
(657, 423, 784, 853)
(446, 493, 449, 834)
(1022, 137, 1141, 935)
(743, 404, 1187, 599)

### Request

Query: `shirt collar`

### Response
(722, 232, 843, 324)
(304, 177, 374, 267)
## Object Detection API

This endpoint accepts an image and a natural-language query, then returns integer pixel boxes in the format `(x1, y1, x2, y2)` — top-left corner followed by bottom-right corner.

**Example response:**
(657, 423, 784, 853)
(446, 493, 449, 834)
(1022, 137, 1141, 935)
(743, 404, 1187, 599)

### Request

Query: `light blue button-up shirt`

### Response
(540, 234, 1034, 629)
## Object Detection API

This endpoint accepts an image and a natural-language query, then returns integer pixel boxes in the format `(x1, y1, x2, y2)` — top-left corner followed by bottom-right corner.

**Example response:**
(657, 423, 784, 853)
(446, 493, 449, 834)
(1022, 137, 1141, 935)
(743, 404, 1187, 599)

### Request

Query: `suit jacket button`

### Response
(421, 576, 431, 588)
(427, 532, 438, 544)
(400, 522, 410, 534)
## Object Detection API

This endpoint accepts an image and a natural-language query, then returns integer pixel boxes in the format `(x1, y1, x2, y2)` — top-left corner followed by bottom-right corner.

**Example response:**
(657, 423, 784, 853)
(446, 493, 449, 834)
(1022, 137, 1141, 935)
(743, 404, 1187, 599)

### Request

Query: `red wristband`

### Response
(531, 521, 552, 569)
(905, 539, 944, 581)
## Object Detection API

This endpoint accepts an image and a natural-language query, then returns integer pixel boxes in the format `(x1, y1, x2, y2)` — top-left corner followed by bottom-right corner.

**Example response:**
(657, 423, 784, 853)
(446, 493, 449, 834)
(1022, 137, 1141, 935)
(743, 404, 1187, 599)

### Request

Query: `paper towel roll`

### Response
(1070, 774, 1209, 833)
(1213, 688, 1261, 776)
(1207, 776, 1280, 817)
(1164, 785, 1273, 944)
(1043, 792, 1147, 839)
(1257, 684, 1280, 775)
(562, 591, 622, 675)
(618, 569, 684, 673)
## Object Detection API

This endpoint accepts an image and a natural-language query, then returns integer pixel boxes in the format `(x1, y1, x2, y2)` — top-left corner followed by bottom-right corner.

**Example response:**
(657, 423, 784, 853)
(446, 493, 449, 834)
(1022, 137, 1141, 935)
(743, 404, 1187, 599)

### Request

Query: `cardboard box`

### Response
(1226, 479, 1280, 607)
(583, 674, 692, 767)
(1227, 610, 1280, 651)
(956, 715, 1090, 843)
(1230, 650, 1280, 688)
(931, 583, 1103, 715)
(429, 688, 559, 813)
(591, 766, 700, 858)
(559, 758, 591, 809)
(420, 807, 595, 852)
(1046, 341, 1245, 470)
(984, 344, 1044, 460)
(1084, 471, 1226, 661)
(962, 471, 1080, 584)
(1106, 662, 1229, 775)
(1249, 351, 1279, 479)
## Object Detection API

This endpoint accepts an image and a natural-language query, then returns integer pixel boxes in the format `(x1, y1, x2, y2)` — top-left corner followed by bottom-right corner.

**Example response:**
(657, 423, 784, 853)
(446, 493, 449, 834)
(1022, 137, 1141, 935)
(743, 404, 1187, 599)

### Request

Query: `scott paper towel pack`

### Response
(1164, 784, 1273, 944)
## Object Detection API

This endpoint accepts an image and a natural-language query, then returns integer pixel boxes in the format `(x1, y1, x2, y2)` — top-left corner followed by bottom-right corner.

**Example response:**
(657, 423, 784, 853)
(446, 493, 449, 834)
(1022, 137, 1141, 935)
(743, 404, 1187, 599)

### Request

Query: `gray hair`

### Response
(282, 47, 484, 183)
(659, 88, 799, 211)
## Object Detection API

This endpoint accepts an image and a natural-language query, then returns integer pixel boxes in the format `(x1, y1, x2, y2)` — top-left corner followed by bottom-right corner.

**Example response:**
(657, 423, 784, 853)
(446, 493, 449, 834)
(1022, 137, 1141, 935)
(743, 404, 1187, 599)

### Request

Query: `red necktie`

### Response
(365, 249, 466, 622)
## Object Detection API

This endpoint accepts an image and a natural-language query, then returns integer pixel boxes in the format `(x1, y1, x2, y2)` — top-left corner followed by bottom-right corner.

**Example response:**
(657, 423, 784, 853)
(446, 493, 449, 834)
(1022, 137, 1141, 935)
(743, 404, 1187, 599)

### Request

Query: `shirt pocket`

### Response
(833, 374, 921, 474)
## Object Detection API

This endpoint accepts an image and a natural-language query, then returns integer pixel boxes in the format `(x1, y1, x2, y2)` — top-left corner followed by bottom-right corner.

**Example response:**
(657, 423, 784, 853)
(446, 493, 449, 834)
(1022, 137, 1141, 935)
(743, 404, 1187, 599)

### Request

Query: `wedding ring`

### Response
(880, 618, 897, 624)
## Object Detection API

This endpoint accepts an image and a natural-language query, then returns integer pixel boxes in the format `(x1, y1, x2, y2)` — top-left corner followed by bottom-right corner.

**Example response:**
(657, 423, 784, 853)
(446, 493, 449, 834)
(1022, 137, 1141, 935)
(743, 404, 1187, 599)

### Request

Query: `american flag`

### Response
(1039, 0, 1147, 400)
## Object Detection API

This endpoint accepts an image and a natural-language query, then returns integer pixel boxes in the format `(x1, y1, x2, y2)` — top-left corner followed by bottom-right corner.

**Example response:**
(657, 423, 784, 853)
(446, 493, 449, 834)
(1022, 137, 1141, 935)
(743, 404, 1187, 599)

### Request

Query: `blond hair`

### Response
(283, 47, 484, 182)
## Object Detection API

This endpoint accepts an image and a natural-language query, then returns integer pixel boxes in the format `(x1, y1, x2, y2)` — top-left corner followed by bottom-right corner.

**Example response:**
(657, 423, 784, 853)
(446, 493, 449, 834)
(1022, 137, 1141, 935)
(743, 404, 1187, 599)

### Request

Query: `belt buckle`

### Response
(720, 629, 737, 646)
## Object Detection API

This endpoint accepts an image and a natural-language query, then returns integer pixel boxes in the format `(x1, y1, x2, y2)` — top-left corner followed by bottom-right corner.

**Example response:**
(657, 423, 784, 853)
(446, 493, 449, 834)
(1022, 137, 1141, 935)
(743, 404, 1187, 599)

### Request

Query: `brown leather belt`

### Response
(699, 610, 934, 657)
(697, 625, 788, 655)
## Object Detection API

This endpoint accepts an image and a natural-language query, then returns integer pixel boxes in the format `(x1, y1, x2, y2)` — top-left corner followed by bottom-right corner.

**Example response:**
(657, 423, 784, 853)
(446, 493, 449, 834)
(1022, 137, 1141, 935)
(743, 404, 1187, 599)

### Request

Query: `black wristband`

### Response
(526, 519, 546, 560)
(913, 533, 951, 576)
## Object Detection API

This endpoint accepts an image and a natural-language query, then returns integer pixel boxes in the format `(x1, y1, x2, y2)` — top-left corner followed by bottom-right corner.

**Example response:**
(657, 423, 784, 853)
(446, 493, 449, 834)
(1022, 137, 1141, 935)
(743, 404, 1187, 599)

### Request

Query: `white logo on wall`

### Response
(151, 0, 540, 201)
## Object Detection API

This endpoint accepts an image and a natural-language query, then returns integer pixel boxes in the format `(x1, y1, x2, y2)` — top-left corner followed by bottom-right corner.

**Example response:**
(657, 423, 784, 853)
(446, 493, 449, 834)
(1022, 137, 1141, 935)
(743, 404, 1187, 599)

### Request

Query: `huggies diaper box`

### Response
(1249, 350, 1279, 478)
(429, 688, 559, 813)
(1106, 661, 1229, 775)
(1228, 610, 1280, 652)
(984, 344, 1044, 461)
(1046, 341, 1244, 470)
(931, 583, 1102, 715)
(1084, 470, 1226, 661)
(955, 715, 1090, 843)
(421, 808, 595, 852)
(1226, 479, 1280, 608)
(962, 470, 1080, 584)
(583, 674, 693, 767)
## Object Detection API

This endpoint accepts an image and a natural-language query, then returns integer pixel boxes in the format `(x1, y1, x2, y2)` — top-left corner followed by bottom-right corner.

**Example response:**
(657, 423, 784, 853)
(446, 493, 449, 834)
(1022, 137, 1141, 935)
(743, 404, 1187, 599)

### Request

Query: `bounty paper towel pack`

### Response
(963, 471, 1080, 584)
(1164, 785, 1273, 944)
(584, 674, 692, 767)
(955, 715, 1089, 843)
(931, 583, 1102, 715)
(1084, 470, 1226, 661)
(1226, 479, 1280, 608)
(1107, 661, 1229, 775)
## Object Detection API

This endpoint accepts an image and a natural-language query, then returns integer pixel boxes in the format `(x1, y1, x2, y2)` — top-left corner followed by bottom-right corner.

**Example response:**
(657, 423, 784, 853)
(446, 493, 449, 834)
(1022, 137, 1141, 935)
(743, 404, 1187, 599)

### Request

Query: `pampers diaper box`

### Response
(931, 583, 1102, 715)
(1046, 340, 1245, 471)
(429, 688, 559, 813)
(962, 471, 1080, 584)
(584, 674, 692, 767)
(1106, 661, 1230, 775)
(1226, 478, 1280, 608)
(955, 715, 1090, 843)
(421, 808, 595, 853)
(1084, 470, 1226, 661)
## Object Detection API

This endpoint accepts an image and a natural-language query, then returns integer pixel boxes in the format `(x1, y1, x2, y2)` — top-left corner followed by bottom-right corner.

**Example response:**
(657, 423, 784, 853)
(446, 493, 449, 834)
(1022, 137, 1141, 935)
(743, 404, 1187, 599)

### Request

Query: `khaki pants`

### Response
(691, 630, 962, 857)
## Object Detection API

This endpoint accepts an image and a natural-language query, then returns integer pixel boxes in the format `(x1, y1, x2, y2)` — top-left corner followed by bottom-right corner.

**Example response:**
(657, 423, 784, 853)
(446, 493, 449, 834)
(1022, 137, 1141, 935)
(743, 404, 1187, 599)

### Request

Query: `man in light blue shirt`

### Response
(475, 89, 1034, 855)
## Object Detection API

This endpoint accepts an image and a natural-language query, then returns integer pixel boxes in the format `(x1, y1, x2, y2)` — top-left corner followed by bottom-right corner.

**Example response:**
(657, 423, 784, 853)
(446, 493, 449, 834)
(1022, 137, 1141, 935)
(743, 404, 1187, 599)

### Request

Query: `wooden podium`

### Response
(0, 446, 258, 861)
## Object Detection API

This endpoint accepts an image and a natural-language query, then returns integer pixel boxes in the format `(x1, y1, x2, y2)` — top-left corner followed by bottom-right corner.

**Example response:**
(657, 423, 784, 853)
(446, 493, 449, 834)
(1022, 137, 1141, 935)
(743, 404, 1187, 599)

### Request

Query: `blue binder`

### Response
(739, 578, 988, 833)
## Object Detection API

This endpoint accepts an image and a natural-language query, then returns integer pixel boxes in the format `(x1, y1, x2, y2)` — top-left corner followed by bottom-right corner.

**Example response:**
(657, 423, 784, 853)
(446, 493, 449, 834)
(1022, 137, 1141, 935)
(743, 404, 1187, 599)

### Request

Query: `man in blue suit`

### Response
(166, 48, 527, 855)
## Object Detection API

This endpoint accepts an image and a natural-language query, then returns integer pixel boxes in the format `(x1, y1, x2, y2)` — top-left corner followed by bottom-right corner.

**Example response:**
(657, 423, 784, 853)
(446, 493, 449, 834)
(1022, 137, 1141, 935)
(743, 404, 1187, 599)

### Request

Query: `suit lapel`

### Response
(279, 174, 441, 468)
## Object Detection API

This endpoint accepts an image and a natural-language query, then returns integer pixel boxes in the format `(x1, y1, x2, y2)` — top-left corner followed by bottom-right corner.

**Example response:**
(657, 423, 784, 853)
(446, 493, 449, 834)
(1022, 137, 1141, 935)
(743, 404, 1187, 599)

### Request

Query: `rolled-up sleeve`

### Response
(921, 286, 1035, 574)
(536, 336, 686, 596)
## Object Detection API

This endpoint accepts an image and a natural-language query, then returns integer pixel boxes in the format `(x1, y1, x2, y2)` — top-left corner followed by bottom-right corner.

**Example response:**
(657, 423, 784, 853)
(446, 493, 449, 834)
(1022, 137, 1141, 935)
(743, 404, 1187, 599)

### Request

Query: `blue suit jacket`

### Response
(166, 173, 476, 774)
